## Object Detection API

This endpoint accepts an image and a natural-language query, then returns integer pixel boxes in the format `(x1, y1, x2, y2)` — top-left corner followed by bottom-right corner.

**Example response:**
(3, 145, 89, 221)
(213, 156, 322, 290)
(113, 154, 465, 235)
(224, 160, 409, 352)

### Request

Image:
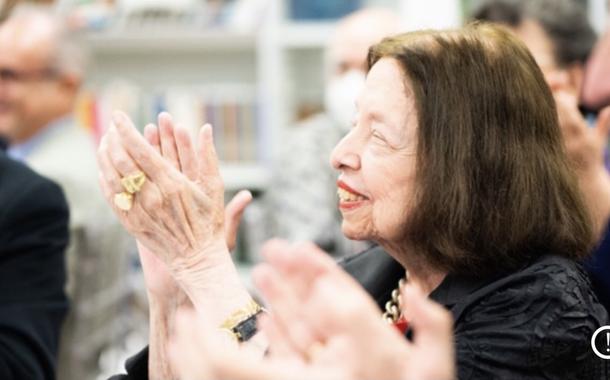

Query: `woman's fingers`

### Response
(175, 124, 199, 181)
(225, 190, 253, 252)
(143, 123, 161, 154)
(401, 282, 453, 347)
(97, 134, 124, 194)
(198, 123, 222, 179)
(106, 125, 142, 177)
(111, 111, 178, 188)
(400, 283, 455, 380)
(303, 273, 380, 340)
(158, 112, 181, 171)
(101, 115, 195, 249)
(105, 126, 170, 223)
(145, 120, 198, 182)
(252, 264, 319, 356)
(262, 240, 338, 301)
(257, 313, 299, 360)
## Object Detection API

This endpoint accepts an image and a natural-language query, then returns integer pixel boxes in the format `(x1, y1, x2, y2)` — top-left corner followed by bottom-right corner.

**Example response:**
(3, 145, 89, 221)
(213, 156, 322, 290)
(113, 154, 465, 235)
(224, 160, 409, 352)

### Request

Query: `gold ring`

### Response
(121, 171, 146, 194)
(114, 191, 134, 211)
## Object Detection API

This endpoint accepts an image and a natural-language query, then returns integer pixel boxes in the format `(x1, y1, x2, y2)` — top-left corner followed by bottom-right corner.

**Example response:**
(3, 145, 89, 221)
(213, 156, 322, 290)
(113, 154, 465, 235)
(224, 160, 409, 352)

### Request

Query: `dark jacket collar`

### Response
(429, 274, 491, 308)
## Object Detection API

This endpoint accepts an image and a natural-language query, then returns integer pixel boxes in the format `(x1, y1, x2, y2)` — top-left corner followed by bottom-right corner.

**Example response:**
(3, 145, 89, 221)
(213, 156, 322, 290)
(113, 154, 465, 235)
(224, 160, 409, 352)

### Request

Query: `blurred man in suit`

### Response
(0, 149, 69, 379)
(0, 6, 134, 379)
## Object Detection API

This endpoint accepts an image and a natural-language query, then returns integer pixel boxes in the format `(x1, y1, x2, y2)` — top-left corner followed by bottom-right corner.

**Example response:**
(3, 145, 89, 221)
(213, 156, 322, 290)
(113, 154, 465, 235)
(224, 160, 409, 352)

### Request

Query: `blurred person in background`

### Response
(264, 7, 401, 257)
(0, 149, 69, 379)
(472, 0, 610, 312)
(582, 2, 610, 110)
(0, 5, 134, 380)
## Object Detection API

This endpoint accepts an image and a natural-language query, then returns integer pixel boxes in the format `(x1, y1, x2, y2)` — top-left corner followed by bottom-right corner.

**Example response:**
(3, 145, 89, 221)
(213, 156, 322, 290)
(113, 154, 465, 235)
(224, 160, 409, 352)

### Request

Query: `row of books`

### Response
(75, 83, 266, 163)
(60, 0, 270, 33)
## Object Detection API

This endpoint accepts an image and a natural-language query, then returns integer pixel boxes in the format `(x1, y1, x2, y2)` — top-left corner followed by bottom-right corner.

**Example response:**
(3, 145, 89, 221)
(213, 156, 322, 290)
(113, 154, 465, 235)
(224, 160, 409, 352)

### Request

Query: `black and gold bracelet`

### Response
(220, 299, 264, 342)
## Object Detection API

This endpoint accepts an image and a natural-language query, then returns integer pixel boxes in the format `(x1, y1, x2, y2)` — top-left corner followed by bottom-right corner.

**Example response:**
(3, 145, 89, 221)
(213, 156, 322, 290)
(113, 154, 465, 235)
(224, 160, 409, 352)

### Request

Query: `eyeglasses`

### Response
(0, 67, 58, 84)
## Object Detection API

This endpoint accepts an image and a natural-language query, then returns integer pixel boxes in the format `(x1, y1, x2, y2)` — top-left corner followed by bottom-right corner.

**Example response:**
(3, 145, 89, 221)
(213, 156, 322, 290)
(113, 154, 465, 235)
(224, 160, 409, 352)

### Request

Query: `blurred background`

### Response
(0, 0, 607, 378)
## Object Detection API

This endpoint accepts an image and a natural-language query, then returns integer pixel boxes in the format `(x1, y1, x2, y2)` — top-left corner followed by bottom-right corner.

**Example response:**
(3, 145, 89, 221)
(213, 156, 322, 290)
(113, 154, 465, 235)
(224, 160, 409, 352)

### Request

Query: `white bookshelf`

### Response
(82, 30, 257, 53)
(77, 0, 405, 193)
(81, 27, 263, 192)
(278, 21, 335, 49)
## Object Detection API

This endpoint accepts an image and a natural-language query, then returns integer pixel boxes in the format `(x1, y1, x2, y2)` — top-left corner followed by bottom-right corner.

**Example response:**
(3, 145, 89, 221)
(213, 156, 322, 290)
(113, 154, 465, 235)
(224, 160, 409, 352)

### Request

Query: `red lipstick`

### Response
(337, 180, 366, 196)
(336, 180, 368, 211)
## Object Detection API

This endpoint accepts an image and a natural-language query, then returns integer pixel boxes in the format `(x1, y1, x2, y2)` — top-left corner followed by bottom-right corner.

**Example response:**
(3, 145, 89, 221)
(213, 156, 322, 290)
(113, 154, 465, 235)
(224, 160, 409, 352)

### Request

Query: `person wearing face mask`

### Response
(263, 7, 401, 257)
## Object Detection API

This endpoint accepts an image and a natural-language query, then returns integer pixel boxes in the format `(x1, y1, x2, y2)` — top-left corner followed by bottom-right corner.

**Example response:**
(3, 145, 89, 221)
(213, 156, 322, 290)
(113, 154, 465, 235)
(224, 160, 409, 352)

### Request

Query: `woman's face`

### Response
(330, 58, 418, 243)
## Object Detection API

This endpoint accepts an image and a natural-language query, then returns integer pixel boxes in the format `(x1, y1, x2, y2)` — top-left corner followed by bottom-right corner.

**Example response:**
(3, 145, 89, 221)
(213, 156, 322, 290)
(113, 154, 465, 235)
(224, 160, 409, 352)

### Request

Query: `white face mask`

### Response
(324, 70, 366, 133)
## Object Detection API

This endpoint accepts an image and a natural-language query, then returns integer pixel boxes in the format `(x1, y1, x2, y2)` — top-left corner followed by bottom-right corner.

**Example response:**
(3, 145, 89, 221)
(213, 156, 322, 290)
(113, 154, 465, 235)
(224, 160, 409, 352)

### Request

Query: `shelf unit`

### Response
(82, 30, 257, 53)
(78, 0, 405, 194)
(81, 26, 264, 192)
(278, 21, 336, 48)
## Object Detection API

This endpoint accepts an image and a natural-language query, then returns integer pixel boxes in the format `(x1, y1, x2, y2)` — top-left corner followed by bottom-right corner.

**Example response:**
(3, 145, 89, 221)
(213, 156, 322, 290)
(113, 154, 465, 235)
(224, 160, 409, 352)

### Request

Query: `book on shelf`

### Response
(75, 82, 265, 165)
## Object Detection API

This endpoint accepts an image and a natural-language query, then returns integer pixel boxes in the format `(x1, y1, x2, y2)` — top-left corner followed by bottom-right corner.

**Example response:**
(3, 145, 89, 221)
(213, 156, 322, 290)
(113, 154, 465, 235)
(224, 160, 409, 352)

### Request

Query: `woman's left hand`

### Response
(97, 111, 251, 322)
(98, 111, 226, 268)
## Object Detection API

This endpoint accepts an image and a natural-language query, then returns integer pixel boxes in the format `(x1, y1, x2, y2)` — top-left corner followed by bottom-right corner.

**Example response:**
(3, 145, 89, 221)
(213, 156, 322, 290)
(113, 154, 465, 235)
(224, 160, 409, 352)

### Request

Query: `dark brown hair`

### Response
(368, 23, 593, 277)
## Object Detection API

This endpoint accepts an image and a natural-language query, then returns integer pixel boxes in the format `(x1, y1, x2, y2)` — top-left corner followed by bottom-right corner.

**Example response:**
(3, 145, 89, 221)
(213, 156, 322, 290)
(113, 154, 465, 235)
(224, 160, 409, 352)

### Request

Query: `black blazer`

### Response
(0, 151, 69, 380)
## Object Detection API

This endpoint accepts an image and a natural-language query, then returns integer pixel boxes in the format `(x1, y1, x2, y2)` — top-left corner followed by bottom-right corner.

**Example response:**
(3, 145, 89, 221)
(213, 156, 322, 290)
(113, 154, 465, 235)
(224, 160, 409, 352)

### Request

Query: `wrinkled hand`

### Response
(98, 111, 253, 326)
(224, 190, 253, 251)
(133, 114, 251, 302)
(169, 240, 455, 380)
(254, 240, 454, 380)
(144, 113, 253, 252)
(97, 111, 228, 274)
(133, 116, 185, 302)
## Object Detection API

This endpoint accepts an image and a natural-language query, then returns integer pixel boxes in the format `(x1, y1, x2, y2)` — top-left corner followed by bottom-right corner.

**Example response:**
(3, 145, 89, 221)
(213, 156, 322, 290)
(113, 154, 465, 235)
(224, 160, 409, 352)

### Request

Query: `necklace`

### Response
(382, 274, 408, 334)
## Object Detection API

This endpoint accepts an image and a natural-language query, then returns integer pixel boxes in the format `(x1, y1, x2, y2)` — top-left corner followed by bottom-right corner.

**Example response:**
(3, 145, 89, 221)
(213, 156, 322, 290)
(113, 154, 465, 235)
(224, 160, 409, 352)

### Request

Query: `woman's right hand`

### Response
(136, 114, 252, 301)
(97, 111, 252, 324)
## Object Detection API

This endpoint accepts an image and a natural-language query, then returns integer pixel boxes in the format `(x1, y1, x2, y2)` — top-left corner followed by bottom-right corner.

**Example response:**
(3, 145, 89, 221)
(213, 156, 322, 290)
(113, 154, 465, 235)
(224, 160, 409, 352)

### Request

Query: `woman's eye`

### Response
(372, 129, 386, 142)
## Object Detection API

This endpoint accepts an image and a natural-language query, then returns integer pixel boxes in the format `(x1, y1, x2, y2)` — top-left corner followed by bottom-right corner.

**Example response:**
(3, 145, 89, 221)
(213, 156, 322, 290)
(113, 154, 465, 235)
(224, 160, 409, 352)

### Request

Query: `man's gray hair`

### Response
(7, 3, 88, 78)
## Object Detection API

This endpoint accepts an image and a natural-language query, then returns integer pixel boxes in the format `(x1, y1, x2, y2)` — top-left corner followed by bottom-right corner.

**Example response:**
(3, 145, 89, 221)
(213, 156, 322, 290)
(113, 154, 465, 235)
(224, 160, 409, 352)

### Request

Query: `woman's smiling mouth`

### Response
(337, 180, 368, 209)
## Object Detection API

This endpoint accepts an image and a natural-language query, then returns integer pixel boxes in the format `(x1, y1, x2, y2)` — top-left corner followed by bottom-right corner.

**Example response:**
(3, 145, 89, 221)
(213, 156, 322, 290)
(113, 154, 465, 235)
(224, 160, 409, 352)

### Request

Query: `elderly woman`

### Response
(102, 24, 608, 380)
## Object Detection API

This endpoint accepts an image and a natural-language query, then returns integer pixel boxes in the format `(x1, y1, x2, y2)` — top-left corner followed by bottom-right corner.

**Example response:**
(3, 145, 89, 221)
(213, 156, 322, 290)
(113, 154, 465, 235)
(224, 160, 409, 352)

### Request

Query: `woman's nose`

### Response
(330, 132, 361, 171)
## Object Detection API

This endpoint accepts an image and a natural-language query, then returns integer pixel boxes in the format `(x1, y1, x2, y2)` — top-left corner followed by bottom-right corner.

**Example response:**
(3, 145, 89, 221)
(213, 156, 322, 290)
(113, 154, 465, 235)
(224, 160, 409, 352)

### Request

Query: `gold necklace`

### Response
(382, 274, 407, 324)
